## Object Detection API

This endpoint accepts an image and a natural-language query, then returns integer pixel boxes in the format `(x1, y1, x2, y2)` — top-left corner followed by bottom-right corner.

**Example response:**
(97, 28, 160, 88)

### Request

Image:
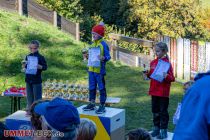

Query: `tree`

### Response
(125, 0, 209, 40)
(37, 0, 83, 22)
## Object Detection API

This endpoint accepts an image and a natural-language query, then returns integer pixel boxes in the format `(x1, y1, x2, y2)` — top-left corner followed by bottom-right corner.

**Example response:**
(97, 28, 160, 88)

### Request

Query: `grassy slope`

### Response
(0, 10, 183, 133)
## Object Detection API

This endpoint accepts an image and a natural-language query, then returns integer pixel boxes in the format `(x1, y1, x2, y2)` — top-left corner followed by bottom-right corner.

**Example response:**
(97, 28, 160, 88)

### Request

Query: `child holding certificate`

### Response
(22, 40, 47, 114)
(82, 22, 111, 114)
(144, 42, 175, 139)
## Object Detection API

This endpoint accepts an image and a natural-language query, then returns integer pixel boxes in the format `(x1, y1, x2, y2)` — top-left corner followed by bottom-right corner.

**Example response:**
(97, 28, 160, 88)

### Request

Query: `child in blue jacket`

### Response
(83, 22, 111, 114)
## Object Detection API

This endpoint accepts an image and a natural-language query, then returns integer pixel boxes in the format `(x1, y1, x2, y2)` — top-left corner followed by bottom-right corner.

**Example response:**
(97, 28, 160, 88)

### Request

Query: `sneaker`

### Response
(151, 126, 160, 137)
(95, 104, 106, 114)
(83, 103, 96, 111)
(156, 129, 167, 139)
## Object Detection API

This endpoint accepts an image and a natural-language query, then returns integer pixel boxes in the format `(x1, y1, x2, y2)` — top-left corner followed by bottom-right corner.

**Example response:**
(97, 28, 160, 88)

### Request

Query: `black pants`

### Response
(152, 96, 169, 129)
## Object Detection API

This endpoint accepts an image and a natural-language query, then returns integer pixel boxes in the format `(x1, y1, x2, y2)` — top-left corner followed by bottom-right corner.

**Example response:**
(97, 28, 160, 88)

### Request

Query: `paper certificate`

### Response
(150, 59, 170, 82)
(26, 56, 38, 75)
(88, 47, 101, 67)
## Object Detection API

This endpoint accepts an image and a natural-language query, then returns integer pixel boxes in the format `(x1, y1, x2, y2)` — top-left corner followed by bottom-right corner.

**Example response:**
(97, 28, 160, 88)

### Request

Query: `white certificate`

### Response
(150, 59, 170, 82)
(26, 56, 38, 75)
(88, 47, 101, 67)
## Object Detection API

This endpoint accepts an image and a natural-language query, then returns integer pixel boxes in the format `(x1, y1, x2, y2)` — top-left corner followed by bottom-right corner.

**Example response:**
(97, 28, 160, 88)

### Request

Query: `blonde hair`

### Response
(155, 42, 169, 59)
(77, 118, 97, 140)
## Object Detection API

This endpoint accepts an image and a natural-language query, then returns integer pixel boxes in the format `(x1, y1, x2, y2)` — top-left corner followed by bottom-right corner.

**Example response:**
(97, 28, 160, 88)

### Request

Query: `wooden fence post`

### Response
(136, 56, 140, 67)
(53, 11, 57, 27)
(76, 23, 80, 41)
(53, 11, 61, 28)
(18, 0, 23, 15)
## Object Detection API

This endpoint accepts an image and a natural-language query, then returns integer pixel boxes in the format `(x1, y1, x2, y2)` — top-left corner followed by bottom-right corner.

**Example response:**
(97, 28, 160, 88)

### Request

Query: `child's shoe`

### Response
(95, 104, 106, 114)
(156, 129, 167, 139)
(151, 126, 160, 137)
(83, 103, 96, 111)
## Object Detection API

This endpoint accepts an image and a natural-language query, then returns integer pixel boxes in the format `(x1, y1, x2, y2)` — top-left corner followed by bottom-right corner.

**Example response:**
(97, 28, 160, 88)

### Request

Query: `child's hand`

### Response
(22, 64, 26, 69)
(83, 53, 88, 60)
(143, 70, 149, 74)
(21, 60, 27, 68)
(37, 64, 43, 69)
(98, 55, 105, 61)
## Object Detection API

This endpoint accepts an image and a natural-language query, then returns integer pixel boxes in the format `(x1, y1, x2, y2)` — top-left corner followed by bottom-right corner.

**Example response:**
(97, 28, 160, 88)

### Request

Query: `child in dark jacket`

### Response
(22, 40, 47, 113)
(82, 22, 111, 114)
(145, 42, 175, 139)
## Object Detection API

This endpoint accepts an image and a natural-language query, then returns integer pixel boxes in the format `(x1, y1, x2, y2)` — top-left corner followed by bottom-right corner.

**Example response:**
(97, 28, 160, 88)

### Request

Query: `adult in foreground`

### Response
(173, 71, 210, 140)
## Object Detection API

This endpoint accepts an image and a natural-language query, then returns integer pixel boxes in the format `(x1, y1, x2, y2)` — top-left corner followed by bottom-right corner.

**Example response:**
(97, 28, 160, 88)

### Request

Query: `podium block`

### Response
(77, 105, 125, 140)
(5, 111, 32, 140)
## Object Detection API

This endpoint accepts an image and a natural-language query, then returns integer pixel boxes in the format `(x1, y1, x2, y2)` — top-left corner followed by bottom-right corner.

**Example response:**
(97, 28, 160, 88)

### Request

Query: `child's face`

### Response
(29, 44, 39, 53)
(155, 46, 165, 59)
(92, 33, 101, 41)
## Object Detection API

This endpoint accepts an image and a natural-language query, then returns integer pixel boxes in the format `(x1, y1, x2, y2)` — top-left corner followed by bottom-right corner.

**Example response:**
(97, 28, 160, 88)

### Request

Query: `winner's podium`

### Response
(5, 111, 32, 140)
(77, 105, 125, 140)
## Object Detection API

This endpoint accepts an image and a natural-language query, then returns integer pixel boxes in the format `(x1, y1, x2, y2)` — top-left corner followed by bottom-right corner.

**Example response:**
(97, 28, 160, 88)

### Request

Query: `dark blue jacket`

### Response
(173, 72, 210, 140)
(25, 51, 47, 84)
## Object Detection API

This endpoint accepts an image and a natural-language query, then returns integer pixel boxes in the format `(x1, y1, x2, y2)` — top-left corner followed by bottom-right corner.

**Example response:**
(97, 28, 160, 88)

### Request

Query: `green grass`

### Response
(0, 10, 184, 133)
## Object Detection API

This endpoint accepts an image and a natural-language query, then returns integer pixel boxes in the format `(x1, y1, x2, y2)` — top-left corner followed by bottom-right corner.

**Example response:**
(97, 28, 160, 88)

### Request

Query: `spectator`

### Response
(173, 71, 210, 140)
(126, 128, 152, 140)
(33, 97, 80, 140)
(77, 118, 97, 140)
(30, 99, 50, 131)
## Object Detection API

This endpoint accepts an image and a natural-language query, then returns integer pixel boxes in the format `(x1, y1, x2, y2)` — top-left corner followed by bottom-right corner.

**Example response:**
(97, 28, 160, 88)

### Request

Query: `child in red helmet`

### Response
(83, 22, 111, 114)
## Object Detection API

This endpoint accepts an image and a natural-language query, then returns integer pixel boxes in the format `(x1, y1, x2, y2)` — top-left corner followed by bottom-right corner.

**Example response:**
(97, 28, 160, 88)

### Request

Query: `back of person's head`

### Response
(30, 99, 50, 130)
(0, 122, 15, 140)
(77, 118, 97, 140)
(183, 80, 194, 92)
(34, 97, 80, 140)
(126, 128, 152, 140)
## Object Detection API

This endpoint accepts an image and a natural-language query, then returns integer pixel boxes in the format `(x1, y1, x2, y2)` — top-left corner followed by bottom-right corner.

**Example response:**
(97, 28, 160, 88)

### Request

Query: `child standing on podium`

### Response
(144, 42, 175, 139)
(82, 22, 111, 114)
(22, 40, 47, 114)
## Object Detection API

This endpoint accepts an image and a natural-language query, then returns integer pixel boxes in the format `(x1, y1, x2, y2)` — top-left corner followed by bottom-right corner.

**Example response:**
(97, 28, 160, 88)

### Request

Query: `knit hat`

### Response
(92, 22, 105, 37)
(34, 97, 80, 132)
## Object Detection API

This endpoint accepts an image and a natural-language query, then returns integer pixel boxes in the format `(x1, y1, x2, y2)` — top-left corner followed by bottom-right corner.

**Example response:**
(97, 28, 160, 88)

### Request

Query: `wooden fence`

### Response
(0, 0, 80, 41)
(109, 33, 155, 68)
(109, 33, 210, 81)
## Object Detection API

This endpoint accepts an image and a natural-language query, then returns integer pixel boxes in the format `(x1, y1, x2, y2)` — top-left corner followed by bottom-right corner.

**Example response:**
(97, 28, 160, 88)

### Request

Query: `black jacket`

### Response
(25, 51, 47, 84)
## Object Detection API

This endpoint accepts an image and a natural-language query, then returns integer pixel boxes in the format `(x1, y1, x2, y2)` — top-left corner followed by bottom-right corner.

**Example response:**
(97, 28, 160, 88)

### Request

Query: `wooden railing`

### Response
(108, 33, 155, 68)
